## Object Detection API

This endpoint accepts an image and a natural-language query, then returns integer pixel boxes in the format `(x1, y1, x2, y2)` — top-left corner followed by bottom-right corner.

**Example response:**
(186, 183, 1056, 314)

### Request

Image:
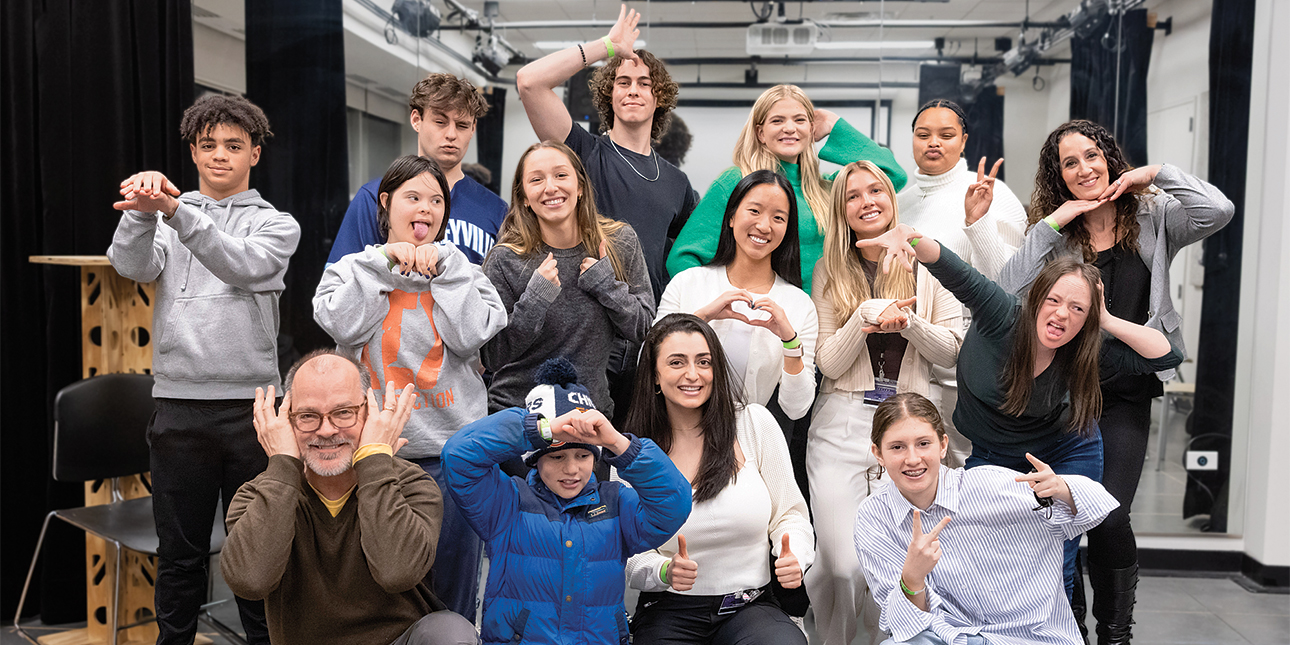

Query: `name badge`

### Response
(863, 378, 899, 406)
(717, 588, 763, 615)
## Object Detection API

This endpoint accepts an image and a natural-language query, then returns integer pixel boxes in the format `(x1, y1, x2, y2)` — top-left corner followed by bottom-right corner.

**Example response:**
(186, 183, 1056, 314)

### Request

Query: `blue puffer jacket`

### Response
(442, 408, 692, 645)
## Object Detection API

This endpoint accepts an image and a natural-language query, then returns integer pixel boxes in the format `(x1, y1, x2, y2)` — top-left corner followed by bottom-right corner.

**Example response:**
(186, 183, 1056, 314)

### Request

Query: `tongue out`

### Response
(413, 222, 430, 242)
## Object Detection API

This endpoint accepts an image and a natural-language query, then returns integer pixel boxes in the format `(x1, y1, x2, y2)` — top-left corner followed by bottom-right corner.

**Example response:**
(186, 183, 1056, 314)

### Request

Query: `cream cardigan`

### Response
(810, 261, 963, 396)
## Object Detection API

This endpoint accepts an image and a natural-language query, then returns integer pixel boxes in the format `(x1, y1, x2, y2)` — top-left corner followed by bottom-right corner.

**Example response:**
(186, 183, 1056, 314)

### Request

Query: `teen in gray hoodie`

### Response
(108, 94, 298, 645)
(313, 154, 507, 619)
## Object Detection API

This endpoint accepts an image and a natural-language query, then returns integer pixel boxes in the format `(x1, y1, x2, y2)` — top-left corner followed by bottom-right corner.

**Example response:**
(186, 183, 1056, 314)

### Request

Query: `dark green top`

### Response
(925, 246, 1182, 455)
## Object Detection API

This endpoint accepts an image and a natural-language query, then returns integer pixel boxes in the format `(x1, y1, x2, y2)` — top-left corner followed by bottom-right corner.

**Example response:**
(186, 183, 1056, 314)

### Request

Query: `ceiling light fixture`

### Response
(814, 40, 937, 50)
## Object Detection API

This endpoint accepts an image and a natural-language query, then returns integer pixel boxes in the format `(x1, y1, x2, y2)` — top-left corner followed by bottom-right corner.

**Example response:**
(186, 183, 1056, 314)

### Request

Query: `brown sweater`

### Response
(221, 453, 445, 645)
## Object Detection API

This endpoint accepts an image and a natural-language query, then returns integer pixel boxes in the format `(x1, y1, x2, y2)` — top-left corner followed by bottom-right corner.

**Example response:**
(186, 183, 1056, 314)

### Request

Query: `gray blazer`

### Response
(997, 164, 1234, 380)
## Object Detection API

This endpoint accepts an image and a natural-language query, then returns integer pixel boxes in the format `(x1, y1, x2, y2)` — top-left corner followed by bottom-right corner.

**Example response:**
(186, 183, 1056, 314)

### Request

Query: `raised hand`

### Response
(581, 239, 609, 274)
(1015, 453, 1073, 508)
(114, 171, 181, 215)
(693, 289, 758, 325)
(1096, 164, 1161, 202)
(536, 252, 561, 288)
(668, 534, 698, 591)
(1048, 198, 1108, 229)
(549, 409, 631, 455)
(862, 296, 917, 334)
(360, 381, 416, 452)
(605, 4, 642, 63)
(774, 534, 803, 589)
(901, 509, 950, 589)
(964, 157, 1003, 226)
(855, 223, 923, 275)
(748, 296, 797, 343)
(252, 386, 299, 459)
(812, 108, 840, 142)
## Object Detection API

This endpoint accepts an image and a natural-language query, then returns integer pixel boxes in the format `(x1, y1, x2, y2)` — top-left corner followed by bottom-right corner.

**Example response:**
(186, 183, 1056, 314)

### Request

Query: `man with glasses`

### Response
(220, 350, 479, 645)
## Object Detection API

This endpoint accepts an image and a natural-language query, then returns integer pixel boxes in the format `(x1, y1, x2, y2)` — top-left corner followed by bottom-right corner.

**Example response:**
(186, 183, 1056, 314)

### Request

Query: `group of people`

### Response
(107, 5, 1234, 645)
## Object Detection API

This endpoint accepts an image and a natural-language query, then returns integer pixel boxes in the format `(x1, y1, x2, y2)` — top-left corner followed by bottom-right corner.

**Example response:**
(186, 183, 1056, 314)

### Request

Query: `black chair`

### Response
(12, 373, 244, 644)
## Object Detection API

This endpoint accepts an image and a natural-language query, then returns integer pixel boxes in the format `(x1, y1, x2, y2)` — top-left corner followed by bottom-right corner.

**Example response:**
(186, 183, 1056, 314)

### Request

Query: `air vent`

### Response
(747, 20, 818, 56)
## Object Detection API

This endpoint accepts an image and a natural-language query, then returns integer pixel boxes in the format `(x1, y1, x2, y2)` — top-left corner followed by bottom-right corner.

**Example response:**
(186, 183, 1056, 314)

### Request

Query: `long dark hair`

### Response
(709, 169, 803, 287)
(376, 155, 452, 243)
(624, 314, 742, 503)
(1000, 256, 1104, 436)
(1031, 119, 1142, 261)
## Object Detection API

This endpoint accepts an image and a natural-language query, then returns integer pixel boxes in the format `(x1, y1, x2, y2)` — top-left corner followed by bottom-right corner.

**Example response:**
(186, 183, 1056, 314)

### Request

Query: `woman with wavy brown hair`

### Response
(859, 205, 1183, 634)
(997, 119, 1233, 644)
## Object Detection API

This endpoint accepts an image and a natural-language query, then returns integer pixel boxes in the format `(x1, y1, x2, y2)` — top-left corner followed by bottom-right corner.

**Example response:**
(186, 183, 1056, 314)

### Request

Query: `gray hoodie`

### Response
(108, 189, 301, 399)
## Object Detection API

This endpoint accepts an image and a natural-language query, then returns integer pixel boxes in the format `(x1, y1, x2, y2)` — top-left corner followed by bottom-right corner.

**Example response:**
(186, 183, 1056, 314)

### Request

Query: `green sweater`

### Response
(665, 118, 907, 294)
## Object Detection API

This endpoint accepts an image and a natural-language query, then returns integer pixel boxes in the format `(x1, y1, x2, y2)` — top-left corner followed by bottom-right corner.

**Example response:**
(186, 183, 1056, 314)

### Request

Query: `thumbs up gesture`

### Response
(668, 534, 698, 591)
(774, 534, 803, 589)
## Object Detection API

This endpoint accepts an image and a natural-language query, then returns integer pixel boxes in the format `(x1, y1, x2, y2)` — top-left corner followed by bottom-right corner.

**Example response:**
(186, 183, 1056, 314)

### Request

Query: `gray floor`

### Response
(7, 566, 1287, 644)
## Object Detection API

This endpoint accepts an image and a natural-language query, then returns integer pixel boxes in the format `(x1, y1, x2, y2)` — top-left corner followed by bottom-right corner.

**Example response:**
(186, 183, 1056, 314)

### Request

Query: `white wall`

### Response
(1232, 0, 1290, 569)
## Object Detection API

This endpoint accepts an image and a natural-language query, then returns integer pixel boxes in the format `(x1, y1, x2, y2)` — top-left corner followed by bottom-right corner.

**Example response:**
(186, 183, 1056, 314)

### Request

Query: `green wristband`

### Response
(1044, 215, 1062, 232)
(909, 237, 920, 247)
(782, 334, 802, 350)
(538, 417, 553, 442)
(660, 560, 670, 584)
(603, 36, 615, 58)
(900, 578, 926, 596)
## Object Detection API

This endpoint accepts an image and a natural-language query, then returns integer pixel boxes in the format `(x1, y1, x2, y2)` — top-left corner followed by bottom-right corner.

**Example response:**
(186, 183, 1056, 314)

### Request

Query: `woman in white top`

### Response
(656, 170, 818, 421)
(895, 99, 1029, 468)
(625, 313, 815, 644)
(806, 161, 964, 645)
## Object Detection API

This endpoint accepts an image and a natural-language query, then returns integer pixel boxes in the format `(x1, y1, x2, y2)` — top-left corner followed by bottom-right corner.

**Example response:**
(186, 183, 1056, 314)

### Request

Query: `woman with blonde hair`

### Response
(806, 160, 963, 645)
(667, 84, 906, 295)
(482, 141, 654, 417)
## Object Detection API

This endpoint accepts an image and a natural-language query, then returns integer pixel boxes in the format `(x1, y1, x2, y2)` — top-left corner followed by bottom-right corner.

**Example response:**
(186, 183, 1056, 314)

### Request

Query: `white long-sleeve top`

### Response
(625, 404, 815, 595)
(657, 265, 818, 420)
(896, 158, 1029, 282)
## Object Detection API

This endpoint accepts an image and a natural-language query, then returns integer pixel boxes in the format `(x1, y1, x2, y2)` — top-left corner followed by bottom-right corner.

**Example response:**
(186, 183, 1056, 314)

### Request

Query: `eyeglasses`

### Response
(289, 401, 366, 432)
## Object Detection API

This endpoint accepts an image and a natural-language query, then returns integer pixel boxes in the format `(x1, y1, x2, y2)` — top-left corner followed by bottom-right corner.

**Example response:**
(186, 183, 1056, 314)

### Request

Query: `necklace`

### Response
(609, 137, 661, 182)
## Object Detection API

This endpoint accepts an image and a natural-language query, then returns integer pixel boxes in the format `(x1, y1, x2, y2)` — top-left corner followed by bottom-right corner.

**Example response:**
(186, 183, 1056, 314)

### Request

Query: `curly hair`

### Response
(180, 94, 272, 146)
(408, 73, 489, 120)
(655, 114, 692, 167)
(589, 49, 679, 142)
(1030, 119, 1142, 261)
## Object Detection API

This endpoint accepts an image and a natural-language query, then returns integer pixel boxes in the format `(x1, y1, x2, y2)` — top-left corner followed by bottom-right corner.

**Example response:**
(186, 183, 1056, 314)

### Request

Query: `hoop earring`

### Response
(654, 384, 662, 395)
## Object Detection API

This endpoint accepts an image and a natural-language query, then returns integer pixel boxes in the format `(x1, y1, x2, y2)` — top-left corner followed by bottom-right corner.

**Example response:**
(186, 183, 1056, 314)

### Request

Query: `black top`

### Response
(1095, 245, 1163, 401)
(925, 246, 1182, 456)
(566, 126, 701, 303)
(861, 258, 908, 382)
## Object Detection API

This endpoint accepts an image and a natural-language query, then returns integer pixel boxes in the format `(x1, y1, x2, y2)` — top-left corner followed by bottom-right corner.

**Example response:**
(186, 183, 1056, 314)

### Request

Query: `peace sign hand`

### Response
(964, 157, 1004, 226)
(901, 509, 951, 587)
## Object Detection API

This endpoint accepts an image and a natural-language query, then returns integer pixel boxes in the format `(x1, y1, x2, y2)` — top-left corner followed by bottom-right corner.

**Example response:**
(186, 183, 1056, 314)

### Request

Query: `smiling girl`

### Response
(657, 170, 818, 422)
(482, 141, 654, 417)
(996, 119, 1233, 643)
(668, 84, 907, 295)
(806, 161, 963, 645)
(854, 393, 1119, 645)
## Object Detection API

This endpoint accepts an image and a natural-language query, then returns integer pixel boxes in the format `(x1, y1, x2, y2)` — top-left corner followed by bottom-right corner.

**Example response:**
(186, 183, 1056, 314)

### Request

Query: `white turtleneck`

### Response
(896, 158, 1029, 282)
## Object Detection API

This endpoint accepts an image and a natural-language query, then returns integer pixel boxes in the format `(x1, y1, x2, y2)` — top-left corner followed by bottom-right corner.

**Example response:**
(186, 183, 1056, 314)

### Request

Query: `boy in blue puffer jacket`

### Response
(442, 359, 691, 644)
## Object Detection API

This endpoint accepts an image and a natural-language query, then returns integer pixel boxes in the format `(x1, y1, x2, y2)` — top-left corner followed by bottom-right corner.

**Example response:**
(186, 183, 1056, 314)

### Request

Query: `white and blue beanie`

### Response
(522, 358, 602, 466)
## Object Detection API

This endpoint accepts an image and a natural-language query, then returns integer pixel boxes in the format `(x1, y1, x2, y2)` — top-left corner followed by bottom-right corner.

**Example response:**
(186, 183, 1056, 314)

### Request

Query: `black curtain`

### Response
(1184, 0, 1256, 530)
(963, 86, 1006, 182)
(1, 0, 194, 620)
(1069, 9, 1154, 165)
(476, 86, 507, 195)
(245, 0, 350, 360)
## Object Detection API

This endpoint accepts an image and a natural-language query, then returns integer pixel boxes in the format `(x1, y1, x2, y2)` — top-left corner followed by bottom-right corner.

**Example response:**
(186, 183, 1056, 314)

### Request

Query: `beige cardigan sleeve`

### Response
(899, 265, 963, 369)
(811, 263, 873, 384)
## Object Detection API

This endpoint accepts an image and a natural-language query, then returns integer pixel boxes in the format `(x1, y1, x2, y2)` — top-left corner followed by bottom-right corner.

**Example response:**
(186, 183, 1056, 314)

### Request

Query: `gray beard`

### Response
(303, 443, 354, 477)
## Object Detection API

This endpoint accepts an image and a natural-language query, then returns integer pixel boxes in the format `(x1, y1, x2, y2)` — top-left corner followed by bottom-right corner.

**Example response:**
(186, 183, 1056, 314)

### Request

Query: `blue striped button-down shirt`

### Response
(854, 465, 1118, 645)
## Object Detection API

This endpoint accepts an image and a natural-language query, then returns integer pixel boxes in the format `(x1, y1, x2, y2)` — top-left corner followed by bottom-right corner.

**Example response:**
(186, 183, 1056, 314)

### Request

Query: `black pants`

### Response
(150, 398, 269, 644)
(631, 587, 805, 645)
(1085, 396, 1153, 570)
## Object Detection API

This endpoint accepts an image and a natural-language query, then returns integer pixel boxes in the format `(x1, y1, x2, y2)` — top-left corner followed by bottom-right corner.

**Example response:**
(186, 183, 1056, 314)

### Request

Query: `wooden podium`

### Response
(30, 256, 159, 645)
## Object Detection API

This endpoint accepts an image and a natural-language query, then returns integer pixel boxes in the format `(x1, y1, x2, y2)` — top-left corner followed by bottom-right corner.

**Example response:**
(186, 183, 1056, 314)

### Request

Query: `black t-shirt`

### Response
(1095, 245, 1163, 401)
(565, 126, 700, 303)
(861, 258, 909, 382)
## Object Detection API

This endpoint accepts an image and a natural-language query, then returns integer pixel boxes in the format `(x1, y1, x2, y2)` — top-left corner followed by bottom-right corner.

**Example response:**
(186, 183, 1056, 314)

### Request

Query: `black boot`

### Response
(1089, 562, 1138, 645)
(1071, 551, 1090, 644)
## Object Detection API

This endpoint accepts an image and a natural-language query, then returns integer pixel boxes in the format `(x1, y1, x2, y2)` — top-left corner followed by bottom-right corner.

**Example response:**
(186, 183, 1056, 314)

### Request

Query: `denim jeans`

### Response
(409, 456, 483, 623)
(965, 428, 1105, 601)
(149, 398, 270, 644)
